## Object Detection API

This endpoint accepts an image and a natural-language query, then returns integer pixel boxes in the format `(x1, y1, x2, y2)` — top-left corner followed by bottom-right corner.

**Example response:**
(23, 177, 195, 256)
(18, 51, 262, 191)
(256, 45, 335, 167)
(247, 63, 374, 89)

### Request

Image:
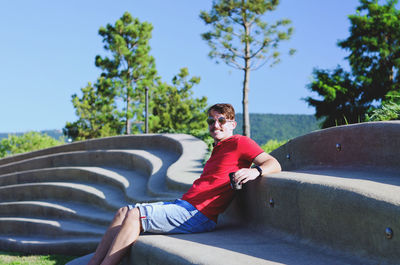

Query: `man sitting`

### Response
(88, 103, 281, 265)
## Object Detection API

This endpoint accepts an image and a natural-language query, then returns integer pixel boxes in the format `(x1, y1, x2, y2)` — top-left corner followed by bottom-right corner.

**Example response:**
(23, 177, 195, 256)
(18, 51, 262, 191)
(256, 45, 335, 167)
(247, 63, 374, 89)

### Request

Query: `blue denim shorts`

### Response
(127, 199, 216, 234)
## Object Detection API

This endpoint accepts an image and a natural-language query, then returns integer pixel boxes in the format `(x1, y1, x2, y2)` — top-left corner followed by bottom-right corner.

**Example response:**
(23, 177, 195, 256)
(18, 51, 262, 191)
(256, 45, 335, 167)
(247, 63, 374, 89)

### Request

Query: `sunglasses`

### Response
(207, 116, 233, 126)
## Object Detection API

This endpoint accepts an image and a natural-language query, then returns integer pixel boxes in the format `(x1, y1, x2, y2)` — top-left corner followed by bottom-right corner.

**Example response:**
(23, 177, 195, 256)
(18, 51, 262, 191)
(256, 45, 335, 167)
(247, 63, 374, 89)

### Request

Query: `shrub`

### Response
(0, 132, 64, 158)
(261, 139, 287, 153)
(365, 101, 400, 121)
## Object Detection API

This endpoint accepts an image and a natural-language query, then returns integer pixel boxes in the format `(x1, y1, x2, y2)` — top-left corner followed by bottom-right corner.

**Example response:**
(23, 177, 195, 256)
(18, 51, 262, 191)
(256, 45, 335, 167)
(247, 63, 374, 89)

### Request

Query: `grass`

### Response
(0, 252, 77, 265)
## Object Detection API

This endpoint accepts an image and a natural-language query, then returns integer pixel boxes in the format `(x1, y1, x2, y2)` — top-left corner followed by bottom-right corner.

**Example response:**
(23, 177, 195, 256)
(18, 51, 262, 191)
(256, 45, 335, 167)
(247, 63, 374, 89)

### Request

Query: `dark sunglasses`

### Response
(207, 116, 232, 126)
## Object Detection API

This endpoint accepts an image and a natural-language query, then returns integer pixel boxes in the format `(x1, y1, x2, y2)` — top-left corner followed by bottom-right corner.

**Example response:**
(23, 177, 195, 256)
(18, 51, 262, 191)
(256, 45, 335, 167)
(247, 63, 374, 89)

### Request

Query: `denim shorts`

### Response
(127, 199, 216, 234)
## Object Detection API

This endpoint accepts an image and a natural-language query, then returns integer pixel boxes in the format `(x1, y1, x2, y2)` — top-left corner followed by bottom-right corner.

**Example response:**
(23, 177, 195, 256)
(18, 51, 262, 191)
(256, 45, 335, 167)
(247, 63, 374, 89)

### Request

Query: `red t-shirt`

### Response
(181, 134, 264, 222)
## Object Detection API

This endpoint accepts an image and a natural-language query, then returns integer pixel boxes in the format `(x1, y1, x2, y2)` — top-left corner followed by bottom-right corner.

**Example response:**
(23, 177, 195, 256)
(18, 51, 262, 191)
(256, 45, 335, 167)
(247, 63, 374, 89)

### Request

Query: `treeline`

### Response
(0, 113, 319, 147)
(234, 113, 319, 145)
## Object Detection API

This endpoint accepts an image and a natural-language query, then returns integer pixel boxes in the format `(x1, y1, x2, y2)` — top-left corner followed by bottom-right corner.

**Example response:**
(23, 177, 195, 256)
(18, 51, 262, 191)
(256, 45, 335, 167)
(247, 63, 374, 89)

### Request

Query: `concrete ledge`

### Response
(121, 226, 375, 265)
(165, 134, 208, 191)
(0, 201, 112, 226)
(0, 150, 155, 177)
(0, 134, 184, 166)
(0, 218, 105, 237)
(0, 182, 123, 211)
(0, 236, 99, 256)
(224, 168, 400, 262)
(0, 167, 129, 191)
(0, 133, 207, 256)
(2, 127, 399, 263)
(271, 121, 400, 171)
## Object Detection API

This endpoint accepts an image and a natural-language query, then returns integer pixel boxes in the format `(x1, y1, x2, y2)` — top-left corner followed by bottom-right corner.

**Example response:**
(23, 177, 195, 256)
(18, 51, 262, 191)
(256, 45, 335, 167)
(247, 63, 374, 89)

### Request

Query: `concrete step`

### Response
(222, 167, 400, 263)
(165, 134, 208, 191)
(0, 236, 100, 256)
(0, 133, 210, 258)
(0, 201, 113, 226)
(0, 166, 129, 191)
(0, 150, 186, 199)
(116, 226, 378, 265)
(0, 134, 187, 166)
(0, 150, 154, 176)
(0, 165, 181, 204)
(0, 217, 105, 238)
(0, 126, 395, 264)
(144, 150, 181, 196)
(0, 182, 126, 211)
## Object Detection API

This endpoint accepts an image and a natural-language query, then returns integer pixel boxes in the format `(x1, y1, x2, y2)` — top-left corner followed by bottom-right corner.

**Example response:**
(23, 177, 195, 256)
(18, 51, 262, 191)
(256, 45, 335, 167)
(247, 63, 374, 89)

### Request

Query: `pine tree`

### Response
(95, 12, 157, 134)
(200, 0, 295, 137)
(64, 77, 123, 140)
(149, 68, 208, 133)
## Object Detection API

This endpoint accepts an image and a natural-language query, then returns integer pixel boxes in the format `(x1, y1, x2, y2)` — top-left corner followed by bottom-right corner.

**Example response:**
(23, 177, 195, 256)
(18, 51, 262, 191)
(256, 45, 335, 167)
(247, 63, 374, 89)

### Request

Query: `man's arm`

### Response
(233, 152, 281, 185)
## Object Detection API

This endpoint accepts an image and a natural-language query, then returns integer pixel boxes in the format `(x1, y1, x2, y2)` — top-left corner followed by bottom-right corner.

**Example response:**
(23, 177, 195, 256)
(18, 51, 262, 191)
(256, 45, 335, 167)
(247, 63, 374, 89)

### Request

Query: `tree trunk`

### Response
(242, 14, 251, 137)
(242, 67, 250, 137)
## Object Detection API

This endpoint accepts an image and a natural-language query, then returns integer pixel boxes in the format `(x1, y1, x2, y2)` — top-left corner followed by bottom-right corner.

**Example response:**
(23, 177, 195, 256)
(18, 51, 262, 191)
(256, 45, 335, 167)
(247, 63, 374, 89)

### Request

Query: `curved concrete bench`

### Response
(271, 121, 400, 171)
(0, 134, 184, 166)
(117, 122, 399, 265)
(0, 133, 207, 255)
(2, 126, 399, 264)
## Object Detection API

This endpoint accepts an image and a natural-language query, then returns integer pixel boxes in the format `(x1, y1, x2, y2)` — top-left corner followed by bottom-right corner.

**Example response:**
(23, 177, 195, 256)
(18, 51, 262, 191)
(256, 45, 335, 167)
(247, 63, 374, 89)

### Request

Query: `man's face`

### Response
(208, 110, 237, 143)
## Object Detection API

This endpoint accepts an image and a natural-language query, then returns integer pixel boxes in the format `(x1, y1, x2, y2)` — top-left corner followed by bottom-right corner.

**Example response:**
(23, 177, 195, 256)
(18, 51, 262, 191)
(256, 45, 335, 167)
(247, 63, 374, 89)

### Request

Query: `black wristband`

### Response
(252, 165, 262, 177)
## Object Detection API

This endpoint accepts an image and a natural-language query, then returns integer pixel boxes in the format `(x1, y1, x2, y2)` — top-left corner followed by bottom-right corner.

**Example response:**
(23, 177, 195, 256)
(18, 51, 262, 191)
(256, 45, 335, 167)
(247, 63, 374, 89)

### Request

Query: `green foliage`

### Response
(95, 12, 157, 135)
(0, 251, 76, 265)
(66, 12, 208, 140)
(149, 68, 208, 133)
(200, 0, 294, 69)
(365, 101, 400, 121)
(200, 0, 295, 137)
(234, 113, 319, 145)
(0, 132, 64, 158)
(0, 130, 63, 141)
(305, 0, 400, 128)
(261, 139, 287, 153)
(338, 0, 400, 103)
(304, 67, 369, 128)
(64, 78, 123, 140)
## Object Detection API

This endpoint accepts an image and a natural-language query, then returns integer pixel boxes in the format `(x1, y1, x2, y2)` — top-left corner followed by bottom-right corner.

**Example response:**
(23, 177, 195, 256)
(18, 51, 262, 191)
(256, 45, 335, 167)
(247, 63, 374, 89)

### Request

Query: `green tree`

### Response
(200, 0, 295, 137)
(95, 12, 157, 134)
(305, 67, 369, 128)
(63, 77, 123, 140)
(0, 132, 64, 158)
(149, 68, 208, 133)
(305, 0, 400, 128)
(338, 0, 400, 103)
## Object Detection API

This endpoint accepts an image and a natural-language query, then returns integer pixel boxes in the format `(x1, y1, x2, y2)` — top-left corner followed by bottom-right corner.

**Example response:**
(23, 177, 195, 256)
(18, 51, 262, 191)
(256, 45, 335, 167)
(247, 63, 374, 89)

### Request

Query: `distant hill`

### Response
(0, 114, 320, 146)
(234, 113, 320, 145)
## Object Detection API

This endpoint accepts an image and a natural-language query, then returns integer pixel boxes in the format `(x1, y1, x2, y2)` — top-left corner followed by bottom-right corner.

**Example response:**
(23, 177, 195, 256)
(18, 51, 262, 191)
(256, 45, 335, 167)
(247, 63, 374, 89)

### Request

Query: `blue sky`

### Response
(0, 0, 361, 133)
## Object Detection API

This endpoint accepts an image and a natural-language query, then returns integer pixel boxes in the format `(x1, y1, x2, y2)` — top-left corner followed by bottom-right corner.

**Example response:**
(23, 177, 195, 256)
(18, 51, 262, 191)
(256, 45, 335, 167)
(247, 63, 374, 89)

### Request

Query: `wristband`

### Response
(252, 165, 262, 177)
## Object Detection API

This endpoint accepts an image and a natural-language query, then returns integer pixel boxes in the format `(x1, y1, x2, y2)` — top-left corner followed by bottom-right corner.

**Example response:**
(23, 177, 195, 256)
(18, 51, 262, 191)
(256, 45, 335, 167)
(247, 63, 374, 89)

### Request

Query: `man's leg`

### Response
(87, 206, 139, 265)
(99, 207, 142, 265)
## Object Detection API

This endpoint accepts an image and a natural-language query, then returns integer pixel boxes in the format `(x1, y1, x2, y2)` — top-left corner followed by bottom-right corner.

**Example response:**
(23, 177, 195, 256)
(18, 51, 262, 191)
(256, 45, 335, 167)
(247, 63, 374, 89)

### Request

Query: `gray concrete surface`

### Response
(0, 134, 204, 255)
(270, 121, 400, 171)
(1, 124, 399, 264)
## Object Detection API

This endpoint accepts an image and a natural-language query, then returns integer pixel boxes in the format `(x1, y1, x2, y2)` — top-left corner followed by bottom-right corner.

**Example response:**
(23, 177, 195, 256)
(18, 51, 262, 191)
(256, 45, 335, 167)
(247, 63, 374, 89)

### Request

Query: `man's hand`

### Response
(233, 167, 260, 184)
(234, 152, 281, 185)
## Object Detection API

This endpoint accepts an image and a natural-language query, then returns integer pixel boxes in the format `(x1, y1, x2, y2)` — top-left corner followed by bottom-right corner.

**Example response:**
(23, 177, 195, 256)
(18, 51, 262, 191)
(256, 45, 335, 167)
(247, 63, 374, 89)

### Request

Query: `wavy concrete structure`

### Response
(1, 122, 399, 264)
(0, 134, 206, 256)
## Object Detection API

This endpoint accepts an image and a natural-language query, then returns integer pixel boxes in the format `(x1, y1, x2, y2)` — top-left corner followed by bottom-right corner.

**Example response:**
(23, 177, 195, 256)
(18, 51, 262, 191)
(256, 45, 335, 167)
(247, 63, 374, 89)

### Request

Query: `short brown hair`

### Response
(207, 103, 235, 120)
